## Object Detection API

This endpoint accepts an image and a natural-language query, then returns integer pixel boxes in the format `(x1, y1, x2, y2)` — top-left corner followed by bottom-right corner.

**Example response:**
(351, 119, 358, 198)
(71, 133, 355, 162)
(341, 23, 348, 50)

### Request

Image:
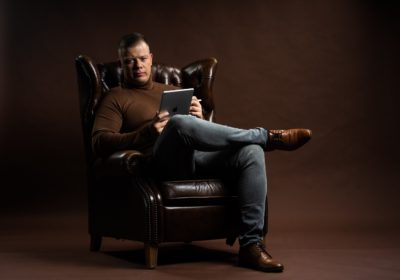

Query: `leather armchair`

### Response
(75, 55, 267, 268)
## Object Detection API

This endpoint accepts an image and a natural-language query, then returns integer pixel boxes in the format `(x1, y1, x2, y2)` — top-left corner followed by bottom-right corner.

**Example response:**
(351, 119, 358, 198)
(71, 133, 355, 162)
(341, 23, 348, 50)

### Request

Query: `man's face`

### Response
(120, 41, 153, 86)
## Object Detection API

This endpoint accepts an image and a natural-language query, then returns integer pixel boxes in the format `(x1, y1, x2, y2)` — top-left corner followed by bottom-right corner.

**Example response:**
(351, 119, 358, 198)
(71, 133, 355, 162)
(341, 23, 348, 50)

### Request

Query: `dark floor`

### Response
(1, 211, 399, 280)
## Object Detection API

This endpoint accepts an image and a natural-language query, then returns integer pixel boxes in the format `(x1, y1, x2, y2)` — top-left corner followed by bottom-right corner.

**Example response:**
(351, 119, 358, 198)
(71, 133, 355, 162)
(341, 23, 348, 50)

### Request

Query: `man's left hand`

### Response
(189, 96, 204, 119)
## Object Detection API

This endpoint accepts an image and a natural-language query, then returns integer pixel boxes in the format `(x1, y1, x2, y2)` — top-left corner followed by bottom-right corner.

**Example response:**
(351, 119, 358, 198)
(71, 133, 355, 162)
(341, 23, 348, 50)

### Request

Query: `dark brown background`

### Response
(1, 0, 399, 233)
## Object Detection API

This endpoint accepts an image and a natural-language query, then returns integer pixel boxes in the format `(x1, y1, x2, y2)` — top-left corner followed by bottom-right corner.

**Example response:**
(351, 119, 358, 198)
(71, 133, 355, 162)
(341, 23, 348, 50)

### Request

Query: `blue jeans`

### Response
(153, 115, 269, 247)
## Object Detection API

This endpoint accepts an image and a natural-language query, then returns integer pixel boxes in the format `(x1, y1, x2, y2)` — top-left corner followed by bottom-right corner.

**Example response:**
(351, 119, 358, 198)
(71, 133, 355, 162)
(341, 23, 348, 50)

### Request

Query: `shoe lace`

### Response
(271, 131, 284, 144)
(256, 242, 273, 259)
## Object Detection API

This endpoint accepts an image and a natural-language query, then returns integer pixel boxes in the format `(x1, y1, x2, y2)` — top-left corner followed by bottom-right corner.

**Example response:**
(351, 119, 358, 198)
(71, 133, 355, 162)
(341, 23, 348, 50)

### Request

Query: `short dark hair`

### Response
(118, 32, 150, 52)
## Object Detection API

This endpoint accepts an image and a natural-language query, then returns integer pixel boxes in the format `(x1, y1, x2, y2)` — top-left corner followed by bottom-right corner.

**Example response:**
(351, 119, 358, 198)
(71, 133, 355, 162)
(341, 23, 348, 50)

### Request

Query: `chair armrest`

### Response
(93, 150, 148, 177)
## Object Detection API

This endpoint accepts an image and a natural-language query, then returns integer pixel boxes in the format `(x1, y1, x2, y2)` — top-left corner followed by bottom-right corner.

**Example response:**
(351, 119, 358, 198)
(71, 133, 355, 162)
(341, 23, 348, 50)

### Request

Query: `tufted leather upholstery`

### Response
(75, 55, 267, 269)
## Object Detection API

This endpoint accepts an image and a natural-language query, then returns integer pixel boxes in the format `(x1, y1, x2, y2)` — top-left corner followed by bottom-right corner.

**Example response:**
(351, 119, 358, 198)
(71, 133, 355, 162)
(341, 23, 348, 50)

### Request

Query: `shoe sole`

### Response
(238, 261, 284, 273)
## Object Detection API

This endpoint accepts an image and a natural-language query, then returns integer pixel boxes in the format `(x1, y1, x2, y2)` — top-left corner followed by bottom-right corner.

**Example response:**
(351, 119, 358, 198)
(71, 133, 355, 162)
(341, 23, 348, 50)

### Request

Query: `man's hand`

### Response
(189, 96, 204, 119)
(152, 111, 170, 134)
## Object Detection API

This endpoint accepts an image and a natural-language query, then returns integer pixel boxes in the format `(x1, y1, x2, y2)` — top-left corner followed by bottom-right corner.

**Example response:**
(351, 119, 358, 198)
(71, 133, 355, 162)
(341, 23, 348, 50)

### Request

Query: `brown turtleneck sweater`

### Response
(92, 80, 178, 157)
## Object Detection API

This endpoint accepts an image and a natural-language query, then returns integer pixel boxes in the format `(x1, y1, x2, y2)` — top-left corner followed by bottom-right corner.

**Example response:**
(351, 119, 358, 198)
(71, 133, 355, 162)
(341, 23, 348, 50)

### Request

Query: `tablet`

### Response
(159, 88, 194, 116)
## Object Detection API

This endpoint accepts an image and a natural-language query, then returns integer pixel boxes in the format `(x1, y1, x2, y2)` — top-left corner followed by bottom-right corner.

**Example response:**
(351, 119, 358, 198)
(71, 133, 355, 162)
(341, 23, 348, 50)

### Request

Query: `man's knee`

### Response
(167, 114, 196, 132)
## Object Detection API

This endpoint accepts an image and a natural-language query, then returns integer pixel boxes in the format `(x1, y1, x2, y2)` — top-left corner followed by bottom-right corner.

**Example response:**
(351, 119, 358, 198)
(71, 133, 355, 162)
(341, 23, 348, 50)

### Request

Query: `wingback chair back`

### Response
(75, 55, 266, 269)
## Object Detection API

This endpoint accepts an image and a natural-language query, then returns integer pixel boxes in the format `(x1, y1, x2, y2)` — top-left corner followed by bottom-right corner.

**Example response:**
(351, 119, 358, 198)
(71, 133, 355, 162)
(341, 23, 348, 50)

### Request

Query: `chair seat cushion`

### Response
(158, 179, 236, 206)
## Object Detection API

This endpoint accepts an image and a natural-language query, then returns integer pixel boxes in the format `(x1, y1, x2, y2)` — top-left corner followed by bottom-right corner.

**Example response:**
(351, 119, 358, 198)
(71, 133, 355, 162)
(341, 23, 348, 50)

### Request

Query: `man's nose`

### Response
(133, 58, 143, 68)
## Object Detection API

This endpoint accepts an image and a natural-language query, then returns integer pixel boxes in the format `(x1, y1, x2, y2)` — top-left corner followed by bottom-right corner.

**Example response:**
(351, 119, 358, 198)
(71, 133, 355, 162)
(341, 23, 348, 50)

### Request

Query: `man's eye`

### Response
(124, 59, 134, 64)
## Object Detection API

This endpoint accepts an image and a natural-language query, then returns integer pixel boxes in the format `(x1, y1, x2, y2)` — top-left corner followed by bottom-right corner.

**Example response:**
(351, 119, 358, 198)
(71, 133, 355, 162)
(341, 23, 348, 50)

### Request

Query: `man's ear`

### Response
(150, 53, 153, 65)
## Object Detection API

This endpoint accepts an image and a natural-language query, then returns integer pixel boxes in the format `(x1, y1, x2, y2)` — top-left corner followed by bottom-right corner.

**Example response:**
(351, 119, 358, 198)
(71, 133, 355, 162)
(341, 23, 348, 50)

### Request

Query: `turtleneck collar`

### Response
(122, 77, 154, 90)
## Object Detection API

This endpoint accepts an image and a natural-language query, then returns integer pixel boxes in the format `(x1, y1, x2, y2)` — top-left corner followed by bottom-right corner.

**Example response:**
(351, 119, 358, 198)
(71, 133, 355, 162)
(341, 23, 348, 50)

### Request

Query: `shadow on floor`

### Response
(105, 243, 237, 268)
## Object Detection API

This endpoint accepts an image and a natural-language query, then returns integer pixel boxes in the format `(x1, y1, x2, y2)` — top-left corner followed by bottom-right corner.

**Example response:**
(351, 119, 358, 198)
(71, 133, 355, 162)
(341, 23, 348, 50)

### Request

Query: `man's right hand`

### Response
(152, 111, 170, 134)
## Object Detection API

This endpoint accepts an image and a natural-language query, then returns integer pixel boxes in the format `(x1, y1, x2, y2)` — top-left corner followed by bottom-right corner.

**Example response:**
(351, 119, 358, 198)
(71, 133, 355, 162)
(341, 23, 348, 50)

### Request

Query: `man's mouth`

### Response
(134, 72, 145, 78)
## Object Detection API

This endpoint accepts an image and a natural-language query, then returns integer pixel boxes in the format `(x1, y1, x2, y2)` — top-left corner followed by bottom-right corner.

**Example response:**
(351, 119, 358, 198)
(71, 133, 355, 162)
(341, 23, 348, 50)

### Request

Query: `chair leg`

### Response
(144, 243, 158, 269)
(90, 235, 102, 252)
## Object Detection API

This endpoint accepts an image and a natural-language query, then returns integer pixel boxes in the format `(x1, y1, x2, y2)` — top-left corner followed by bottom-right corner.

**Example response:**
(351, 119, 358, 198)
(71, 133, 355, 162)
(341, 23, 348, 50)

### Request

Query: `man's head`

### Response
(118, 33, 153, 87)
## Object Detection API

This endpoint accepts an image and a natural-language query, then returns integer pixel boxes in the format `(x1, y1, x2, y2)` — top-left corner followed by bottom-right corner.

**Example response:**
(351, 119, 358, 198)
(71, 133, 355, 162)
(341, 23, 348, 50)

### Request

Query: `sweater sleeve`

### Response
(91, 93, 158, 158)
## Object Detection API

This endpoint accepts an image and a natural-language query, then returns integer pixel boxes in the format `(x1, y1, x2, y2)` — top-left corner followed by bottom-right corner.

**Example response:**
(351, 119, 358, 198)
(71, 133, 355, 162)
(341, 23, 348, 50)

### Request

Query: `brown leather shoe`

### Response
(266, 128, 312, 151)
(238, 242, 284, 272)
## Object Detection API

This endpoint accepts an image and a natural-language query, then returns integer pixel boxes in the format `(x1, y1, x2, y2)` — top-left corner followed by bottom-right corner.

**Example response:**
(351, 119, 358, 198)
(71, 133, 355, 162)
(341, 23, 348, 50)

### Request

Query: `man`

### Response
(92, 32, 311, 272)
